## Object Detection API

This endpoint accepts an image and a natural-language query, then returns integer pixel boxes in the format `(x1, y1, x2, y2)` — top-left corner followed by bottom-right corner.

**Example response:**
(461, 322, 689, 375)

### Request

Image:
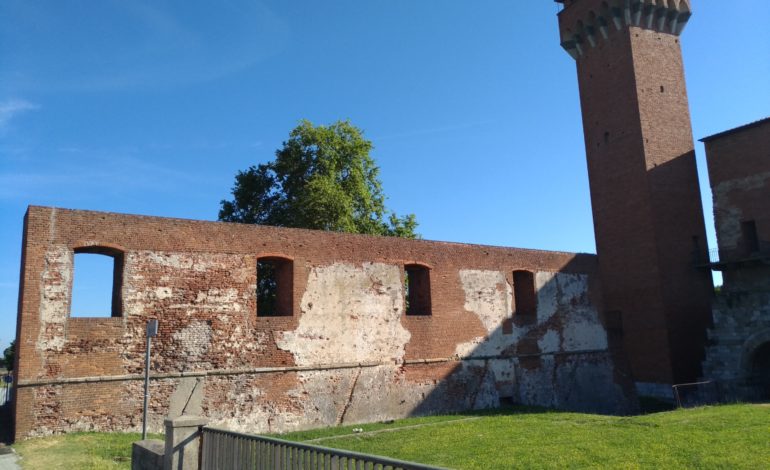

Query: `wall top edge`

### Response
(25, 205, 597, 260)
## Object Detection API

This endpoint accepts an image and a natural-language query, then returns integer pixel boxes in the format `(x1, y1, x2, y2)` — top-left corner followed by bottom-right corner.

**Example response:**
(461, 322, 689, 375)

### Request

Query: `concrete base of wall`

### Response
(131, 440, 164, 470)
(635, 382, 674, 401)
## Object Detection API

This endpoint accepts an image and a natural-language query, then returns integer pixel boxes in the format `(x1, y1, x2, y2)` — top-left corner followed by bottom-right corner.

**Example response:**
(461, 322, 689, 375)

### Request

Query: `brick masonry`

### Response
(701, 118, 770, 400)
(12, 206, 636, 440)
(556, 0, 713, 394)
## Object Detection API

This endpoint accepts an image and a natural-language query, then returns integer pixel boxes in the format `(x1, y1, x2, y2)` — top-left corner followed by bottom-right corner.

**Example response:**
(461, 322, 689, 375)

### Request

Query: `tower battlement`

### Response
(556, 0, 692, 59)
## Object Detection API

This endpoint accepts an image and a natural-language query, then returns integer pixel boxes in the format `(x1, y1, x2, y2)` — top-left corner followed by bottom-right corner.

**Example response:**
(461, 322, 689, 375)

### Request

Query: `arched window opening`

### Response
(513, 270, 537, 317)
(257, 257, 293, 317)
(404, 264, 431, 316)
(71, 247, 124, 318)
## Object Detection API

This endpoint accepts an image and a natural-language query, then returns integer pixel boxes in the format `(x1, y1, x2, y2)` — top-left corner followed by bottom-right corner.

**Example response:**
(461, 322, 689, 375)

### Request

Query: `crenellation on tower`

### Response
(556, 0, 692, 59)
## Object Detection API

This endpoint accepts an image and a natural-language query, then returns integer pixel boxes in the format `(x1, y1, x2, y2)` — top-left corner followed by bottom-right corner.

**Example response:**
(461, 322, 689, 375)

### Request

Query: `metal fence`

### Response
(201, 427, 447, 470)
(672, 380, 721, 408)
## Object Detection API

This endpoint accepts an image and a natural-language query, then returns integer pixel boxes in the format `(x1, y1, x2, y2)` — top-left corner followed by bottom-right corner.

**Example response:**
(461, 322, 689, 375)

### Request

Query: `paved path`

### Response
(0, 453, 20, 470)
(304, 416, 483, 443)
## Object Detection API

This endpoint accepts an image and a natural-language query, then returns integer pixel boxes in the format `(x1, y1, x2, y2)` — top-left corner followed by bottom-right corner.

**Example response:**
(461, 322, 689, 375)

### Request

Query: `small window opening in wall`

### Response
(257, 257, 293, 317)
(742, 220, 760, 254)
(603, 131, 610, 144)
(513, 270, 537, 317)
(71, 247, 124, 318)
(404, 264, 431, 316)
(660, 85, 665, 93)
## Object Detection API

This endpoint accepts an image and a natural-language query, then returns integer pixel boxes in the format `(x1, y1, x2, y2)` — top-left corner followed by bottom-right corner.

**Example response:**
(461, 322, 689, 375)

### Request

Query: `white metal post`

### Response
(142, 319, 158, 440)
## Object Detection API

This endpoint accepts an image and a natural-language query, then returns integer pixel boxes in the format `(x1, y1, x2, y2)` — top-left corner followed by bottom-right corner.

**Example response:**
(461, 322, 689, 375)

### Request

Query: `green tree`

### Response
(219, 120, 418, 238)
(2, 340, 14, 371)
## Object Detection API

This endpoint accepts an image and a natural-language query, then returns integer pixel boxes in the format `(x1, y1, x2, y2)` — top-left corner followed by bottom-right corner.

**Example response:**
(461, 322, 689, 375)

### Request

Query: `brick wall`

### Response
(704, 118, 770, 290)
(13, 206, 635, 440)
(701, 118, 770, 400)
(557, 0, 713, 392)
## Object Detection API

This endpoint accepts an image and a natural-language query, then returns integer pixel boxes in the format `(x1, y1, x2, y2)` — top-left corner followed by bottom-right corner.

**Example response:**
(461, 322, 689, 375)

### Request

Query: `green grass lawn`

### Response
(11, 404, 769, 469)
(275, 404, 770, 469)
(14, 432, 162, 470)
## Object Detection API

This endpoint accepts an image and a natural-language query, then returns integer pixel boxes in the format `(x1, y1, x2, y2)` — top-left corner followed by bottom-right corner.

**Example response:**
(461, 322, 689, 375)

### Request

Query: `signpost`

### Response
(142, 319, 159, 440)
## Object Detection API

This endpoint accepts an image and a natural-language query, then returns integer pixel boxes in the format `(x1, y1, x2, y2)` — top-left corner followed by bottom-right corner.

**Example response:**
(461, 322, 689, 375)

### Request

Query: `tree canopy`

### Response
(219, 120, 418, 238)
(2, 340, 14, 371)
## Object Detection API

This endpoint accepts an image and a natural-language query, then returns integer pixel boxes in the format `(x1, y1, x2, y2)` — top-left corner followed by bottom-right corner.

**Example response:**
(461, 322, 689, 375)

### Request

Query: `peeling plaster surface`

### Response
(172, 322, 213, 359)
(538, 330, 560, 353)
(278, 262, 410, 365)
(455, 270, 512, 357)
(459, 270, 512, 332)
(37, 246, 72, 352)
(449, 269, 619, 414)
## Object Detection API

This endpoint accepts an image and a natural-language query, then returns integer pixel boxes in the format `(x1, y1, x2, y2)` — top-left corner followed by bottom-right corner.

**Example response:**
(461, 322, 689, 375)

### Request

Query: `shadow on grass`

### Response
(638, 396, 675, 414)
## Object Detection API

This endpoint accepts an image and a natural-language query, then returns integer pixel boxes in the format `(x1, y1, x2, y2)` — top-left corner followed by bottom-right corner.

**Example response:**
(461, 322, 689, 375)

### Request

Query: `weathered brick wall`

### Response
(14, 206, 635, 440)
(702, 291, 770, 400)
(701, 118, 770, 400)
(704, 118, 770, 290)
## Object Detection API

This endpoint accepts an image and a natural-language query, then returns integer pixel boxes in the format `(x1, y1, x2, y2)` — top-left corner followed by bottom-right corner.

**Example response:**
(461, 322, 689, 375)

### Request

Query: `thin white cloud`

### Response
(0, 99, 39, 130)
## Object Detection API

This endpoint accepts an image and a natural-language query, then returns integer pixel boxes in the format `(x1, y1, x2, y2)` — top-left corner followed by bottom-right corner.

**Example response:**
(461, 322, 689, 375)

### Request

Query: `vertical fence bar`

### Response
(274, 443, 281, 469)
(202, 430, 210, 470)
(206, 431, 212, 470)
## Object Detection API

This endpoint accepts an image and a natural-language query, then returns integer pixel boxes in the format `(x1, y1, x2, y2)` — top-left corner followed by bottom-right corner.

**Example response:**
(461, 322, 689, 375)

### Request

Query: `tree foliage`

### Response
(2, 340, 14, 371)
(219, 120, 418, 238)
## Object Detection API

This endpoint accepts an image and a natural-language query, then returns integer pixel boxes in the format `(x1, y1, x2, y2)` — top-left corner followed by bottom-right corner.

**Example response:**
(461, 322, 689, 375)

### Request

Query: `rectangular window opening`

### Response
(257, 257, 293, 317)
(405, 265, 431, 316)
(513, 270, 537, 317)
(71, 251, 123, 318)
(742, 220, 760, 255)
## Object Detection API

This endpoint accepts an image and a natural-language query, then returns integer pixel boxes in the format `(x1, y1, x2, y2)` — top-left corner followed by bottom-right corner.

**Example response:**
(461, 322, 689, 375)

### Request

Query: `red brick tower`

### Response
(555, 0, 713, 396)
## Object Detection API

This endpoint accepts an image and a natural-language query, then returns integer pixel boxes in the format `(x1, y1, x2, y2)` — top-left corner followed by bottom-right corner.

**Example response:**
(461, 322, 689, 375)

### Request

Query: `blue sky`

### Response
(1, 0, 768, 352)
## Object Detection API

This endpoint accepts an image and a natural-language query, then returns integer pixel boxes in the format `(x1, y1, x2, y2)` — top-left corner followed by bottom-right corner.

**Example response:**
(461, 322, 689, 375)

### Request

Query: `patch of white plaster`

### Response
(172, 321, 213, 358)
(538, 329, 560, 353)
(455, 270, 515, 358)
(535, 271, 559, 322)
(455, 337, 486, 358)
(155, 287, 172, 300)
(459, 270, 512, 332)
(278, 262, 410, 365)
(37, 246, 72, 351)
(562, 312, 608, 351)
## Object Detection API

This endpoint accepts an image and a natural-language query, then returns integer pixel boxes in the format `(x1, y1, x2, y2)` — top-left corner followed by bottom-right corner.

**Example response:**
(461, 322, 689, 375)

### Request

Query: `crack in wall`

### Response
(337, 367, 362, 425)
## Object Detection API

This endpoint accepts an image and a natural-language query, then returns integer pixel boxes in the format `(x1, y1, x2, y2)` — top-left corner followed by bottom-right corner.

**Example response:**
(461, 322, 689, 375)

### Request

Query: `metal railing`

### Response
(672, 380, 720, 408)
(201, 426, 447, 470)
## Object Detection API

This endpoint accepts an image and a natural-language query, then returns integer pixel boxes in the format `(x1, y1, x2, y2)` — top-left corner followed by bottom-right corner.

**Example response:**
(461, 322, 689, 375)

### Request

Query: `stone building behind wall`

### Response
(12, 206, 636, 440)
(700, 118, 770, 400)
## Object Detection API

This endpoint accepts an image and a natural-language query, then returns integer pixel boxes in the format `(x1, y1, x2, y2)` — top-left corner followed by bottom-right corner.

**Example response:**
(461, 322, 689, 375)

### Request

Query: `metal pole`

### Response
(142, 319, 158, 440)
(142, 334, 151, 440)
